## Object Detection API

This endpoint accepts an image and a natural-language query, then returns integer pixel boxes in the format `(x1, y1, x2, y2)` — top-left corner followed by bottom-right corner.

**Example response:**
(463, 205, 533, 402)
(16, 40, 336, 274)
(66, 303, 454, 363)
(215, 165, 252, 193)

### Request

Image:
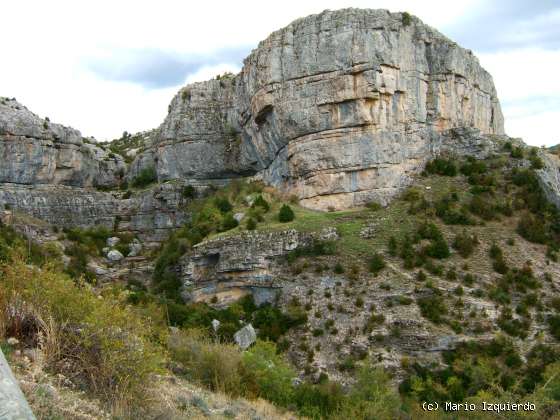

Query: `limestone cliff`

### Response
(0, 97, 188, 243)
(134, 9, 504, 210)
(0, 98, 125, 188)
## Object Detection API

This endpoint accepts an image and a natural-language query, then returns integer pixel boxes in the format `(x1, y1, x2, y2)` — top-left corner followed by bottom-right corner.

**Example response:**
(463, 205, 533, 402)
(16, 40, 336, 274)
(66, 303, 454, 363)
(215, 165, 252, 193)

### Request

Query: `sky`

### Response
(1, 0, 558, 146)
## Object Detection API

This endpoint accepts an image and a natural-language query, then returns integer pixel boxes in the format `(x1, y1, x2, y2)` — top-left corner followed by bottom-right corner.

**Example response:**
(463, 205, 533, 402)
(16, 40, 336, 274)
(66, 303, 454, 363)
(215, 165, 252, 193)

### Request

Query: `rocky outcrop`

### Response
(133, 8, 504, 210)
(181, 229, 317, 305)
(0, 182, 189, 243)
(0, 98, 125, 188)
(537, 152, 560, 209)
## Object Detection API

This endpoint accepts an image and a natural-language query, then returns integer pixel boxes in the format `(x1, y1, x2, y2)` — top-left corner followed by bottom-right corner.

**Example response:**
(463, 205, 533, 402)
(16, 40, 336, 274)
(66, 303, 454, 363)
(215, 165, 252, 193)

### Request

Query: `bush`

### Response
(343, 362, 401, 419)
(511, 147, 524, 158)
(182, 185, 196, 199)
(219, 213, 239, 232)
(388, 236, 398, 256)
(365, 201, 382, 211)
(369, 253, 386, 275)
(453, 230, 478, 258)
(131, 166, 157, 188)
(530, 155, 544, 169)
(214, 197, 233, 213)
(246, 217, 257, 230)
(287, 240, 336, 262)
(469, 195, 497, 220)
(425, 157, 458, 176)
(252, 195, 270, 212)
(278, 204, 295, 222)
(241, 341, 296, 406)
(517, 212, 548, 244)
(401, 11, 412, 26)
(460, 158, 487, 176)
(425, 237, 450, 259)
(401, 187, 423, 202)
(168, 329, 244, 395)
(334, 262, 345, 274)
(1, 253, 165, 407)
(417, 293, 447, 323)
(548, 315, 560, 340)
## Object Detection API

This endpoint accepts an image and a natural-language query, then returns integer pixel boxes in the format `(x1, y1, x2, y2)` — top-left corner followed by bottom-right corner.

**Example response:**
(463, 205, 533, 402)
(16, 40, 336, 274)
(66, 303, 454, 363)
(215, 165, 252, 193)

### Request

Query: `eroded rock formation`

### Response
(134, 8, 504, 210)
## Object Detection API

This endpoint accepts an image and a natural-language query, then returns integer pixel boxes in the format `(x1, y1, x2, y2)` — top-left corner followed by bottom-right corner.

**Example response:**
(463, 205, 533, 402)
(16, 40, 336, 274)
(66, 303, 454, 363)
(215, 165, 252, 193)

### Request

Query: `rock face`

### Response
(0, 182, 189, 243)
(134, 8, 504, 210)
(0, 98, 125, 188)
(181, 230, 315, 304)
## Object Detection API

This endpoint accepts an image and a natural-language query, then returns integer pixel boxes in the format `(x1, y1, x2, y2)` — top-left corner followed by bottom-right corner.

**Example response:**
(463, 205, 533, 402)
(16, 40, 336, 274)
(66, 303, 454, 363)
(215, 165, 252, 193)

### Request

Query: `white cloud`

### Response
(478, 48, 560, 146)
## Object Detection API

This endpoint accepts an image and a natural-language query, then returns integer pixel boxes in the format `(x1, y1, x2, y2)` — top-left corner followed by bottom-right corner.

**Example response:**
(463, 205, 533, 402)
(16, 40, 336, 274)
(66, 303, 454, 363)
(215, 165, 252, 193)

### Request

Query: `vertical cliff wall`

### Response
(136, 8, 503, 210)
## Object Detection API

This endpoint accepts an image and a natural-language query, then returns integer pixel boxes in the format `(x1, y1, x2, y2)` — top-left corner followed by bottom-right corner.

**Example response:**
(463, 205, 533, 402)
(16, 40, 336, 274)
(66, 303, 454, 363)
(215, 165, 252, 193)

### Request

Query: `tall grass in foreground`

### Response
(0, 251, 166, 414)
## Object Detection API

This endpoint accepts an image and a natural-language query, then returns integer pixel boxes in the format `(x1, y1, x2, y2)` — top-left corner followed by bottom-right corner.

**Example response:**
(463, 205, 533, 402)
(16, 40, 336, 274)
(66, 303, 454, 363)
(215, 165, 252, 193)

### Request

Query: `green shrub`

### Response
(252, 195, 270, 212)
(278, 204, 295, 222)
(246, 217, 257, 230)
(131, 166, 157, 188)
(241, 341, 296, 406)
(530, 155, 544, 169)
(460, 158, 487, 176)
(453, 230, 478, 258)
(401, 187, 423, 202)
(369, 253, 386, 275)
(214, 197, 233, 213)
(342, 362, 401, 419)
(168, 329, 244, 395)
(425, 237, 450, 259)
(286, 240, 336, 262)
(425, 157, 458, 176)
(219, 213, 239, 232)
(469, 195, 497, 220)
(182, 185, 196, 199)
(498, 308, 530, 338)
(388, 236, 398, 256)
(365, 201, 382, 211)
(334, 262, 345, 274)
(401, 11, 412, 26)
(417, 293, 447, 323)
(517, 212, 548, 244)
(511, 146, 524, 158)
(435, 196, 475, 225)
(548, 315, 560, 340)
(1, 253, 165, 407)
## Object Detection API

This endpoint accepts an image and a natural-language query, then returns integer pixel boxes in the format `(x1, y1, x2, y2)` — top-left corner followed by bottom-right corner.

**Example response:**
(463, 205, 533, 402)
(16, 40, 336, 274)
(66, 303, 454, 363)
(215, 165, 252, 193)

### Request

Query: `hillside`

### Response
(1, 7, 560, 420)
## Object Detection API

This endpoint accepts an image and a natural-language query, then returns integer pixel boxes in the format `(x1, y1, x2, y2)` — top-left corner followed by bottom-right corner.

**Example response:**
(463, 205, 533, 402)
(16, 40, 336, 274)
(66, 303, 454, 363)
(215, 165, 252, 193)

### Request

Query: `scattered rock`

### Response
(211, 319, 221, 332)
(319, 227, 339, 241)
(234, 324, 256, 350)
(233, 212, 245, 222)
(127, 238, 142, 257)
(107, 237, 120, 247)
(106, 250, 124, 262)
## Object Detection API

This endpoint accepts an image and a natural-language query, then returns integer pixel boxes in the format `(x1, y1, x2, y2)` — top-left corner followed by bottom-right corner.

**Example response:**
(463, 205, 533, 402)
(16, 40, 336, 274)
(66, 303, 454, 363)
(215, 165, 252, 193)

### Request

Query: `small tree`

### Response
(278, 204, 295, 222)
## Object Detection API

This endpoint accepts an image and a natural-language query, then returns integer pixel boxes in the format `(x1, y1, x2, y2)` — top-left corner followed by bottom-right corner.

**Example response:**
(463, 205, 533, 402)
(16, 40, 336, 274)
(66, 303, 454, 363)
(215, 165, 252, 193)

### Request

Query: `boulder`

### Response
(211, 319, 221, 332)
(127, 238, 143, 257)
(106, 250, 124, 262)
(234, 324, 256, 350)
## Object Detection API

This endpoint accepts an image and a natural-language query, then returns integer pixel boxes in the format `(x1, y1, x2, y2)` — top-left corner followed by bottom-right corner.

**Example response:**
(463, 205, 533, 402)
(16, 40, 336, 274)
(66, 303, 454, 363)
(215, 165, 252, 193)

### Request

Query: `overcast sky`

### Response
(2, 0, 559, 145)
